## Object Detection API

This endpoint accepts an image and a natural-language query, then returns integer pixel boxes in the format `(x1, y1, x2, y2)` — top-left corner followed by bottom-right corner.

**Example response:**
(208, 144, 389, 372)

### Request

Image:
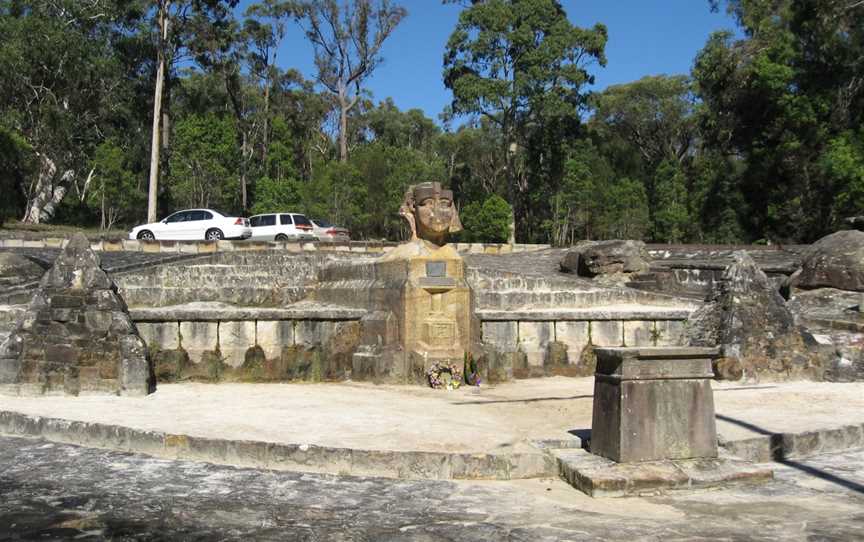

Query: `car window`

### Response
(250, 216, 263, 227)
(314, 219, 332, 228)
(280, 214, 293, 225)
(199, 211, 213, 220)
(294, 215, 312, 227)
(189, 211, 209, 221)
(260, 214, 276, 226)
(165, 211, 187, 223)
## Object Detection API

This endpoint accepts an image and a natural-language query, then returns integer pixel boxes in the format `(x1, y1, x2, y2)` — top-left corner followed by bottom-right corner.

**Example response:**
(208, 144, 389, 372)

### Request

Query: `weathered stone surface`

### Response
(136, 322, 180, 351)
(554, 321, 589, 367)
(686, 251, 823, 381)
(255, 320, 294, 360)
(712, 357, 744, 381)
(591, 321, 623, 347)
(654, 320, 686, 346)
(481, 321, 518, 351)
(0, 253, 44, 288)
(0, 234, 153, 396)
(179, 321, 218, 364)
(518, 322, 553, 367)
(623, 320, 654, 347)
(218, 321, 256, 368)
(561, 240, 650, 277)
(794, 230, 864, 292)
(591, 347, 720, 463)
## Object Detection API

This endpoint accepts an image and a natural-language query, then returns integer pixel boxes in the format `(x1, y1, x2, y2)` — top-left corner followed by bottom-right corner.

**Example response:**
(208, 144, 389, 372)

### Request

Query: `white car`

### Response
(310, 218, 350, 242)
(129, 209, 251, 241)
(248, 212, 317, 241)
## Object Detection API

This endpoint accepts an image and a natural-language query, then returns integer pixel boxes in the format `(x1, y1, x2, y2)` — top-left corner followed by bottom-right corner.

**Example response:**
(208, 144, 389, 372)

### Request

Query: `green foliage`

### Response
(0, 126, 32, 225)
(821, 130, 864, 222)
(249, 176, 302, 215)
(652, 160, 691, 243)
(443, 0, 607, 239)
(598, 177, 651, 240)
(87, 141, 144, 230)
(167, 113, 240, 212)
(461, 194, 512, 243)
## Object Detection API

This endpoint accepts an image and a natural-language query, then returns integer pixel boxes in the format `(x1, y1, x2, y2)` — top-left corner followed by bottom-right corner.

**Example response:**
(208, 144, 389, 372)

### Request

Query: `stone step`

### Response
(118, 286, 310, 308)
(475, 288, 696, 311)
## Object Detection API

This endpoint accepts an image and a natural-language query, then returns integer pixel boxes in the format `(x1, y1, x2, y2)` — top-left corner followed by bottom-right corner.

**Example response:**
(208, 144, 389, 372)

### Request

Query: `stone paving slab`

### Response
(0, 378, 862, 480)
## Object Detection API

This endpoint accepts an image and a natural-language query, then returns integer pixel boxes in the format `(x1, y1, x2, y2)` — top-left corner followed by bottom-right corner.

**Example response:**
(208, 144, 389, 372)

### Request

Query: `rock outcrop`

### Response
(0, 234, 153, 395)
(686, 251, 823, 381)
(793, 230, 864, 292)
(561, 240, 650, 277)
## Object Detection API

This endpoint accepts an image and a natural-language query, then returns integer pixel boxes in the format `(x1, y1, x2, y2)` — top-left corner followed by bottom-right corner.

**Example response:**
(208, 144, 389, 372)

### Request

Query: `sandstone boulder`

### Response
(561, 240, 650, 277)
(686, 251, 823, 381)
(794, 230, 864, 292)
(0, 234, 154, 396)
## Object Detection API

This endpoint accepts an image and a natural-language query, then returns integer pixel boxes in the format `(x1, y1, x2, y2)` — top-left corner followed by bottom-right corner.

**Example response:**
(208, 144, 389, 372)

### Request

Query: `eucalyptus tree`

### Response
(145, 0, 239, 222)
(0, 0, 143, 223)
(442, 0, 607, 241)
(293, 0, 406, 162)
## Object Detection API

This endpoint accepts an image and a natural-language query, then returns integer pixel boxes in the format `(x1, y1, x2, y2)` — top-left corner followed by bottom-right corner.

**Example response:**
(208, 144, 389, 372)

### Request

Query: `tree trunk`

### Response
(147, 0, 169, 224)
(22, 154, 72, 224)
(338, 83, 349, 162)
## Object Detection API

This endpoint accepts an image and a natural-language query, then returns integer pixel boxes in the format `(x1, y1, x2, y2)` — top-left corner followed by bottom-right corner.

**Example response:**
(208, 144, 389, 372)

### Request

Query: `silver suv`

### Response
(248, 212, 317, 241)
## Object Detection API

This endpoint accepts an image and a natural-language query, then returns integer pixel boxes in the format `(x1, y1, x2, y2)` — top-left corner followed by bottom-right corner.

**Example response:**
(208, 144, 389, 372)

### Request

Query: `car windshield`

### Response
(313, 219, 332, 227)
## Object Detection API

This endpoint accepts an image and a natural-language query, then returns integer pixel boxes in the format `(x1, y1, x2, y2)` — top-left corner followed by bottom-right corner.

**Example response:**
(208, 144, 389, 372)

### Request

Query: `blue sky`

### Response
(236, 1, 738, 122)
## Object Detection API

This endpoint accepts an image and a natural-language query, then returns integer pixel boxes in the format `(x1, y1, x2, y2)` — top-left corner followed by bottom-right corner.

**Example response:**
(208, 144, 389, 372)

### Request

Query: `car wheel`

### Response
(274, 234, 289, 242)
(137, 230, 155, 241)
(205, 228, 224, 241)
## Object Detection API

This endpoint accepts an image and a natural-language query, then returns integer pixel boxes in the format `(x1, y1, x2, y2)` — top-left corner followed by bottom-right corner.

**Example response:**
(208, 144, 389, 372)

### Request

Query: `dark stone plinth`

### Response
(556, 447, 773, 498)
(590, 347, 720, 463)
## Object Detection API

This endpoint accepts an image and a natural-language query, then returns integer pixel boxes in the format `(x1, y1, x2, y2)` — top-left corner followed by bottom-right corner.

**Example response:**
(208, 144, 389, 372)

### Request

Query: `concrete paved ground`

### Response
(1, 435, 862, 540)
(1, 378, 862, 454)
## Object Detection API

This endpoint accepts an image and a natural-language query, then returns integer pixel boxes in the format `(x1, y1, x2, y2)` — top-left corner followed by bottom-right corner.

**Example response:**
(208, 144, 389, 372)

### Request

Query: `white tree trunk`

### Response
(22, 154, 73, 224)
(147, 0, 169, 223)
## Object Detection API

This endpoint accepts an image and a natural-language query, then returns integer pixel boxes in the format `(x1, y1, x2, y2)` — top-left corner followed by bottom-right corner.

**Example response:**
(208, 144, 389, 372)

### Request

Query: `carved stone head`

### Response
(399, 182, 462, 246)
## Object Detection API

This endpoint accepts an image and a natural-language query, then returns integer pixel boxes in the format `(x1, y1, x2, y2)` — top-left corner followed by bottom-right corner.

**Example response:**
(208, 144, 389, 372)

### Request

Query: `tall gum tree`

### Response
(443, 0, 607, 243)
(294, 0, 406, 162)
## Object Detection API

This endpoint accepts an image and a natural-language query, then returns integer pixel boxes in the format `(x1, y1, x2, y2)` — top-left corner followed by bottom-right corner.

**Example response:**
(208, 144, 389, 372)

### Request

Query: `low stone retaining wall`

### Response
(482, 318, 688, 376)
(0, 237, 549, 256)
(0, 411, 555, 481)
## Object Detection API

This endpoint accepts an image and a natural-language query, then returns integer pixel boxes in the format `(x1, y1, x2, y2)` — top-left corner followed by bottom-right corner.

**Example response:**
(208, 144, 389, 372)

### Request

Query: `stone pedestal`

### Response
(315, 240, 475, 383)
(590, 347, 719, 463)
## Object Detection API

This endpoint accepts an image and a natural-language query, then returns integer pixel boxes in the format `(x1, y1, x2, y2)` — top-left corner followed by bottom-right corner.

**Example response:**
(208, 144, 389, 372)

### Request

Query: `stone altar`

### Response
(590, 347, 720, 463)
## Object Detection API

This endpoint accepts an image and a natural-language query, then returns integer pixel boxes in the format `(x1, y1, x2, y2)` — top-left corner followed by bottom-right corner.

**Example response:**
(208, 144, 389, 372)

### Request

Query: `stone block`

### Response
(255, 320, 294, 360)
(123, 239, 141, 252)
(141, 240, 161, 253)
(591, 347, 720, 463)
(179, 321, 219, 364)
(481, 321, 518, 352)
(555, 321, 589, 362)
(624, 321, 655, 347)
(218, 321, 257, 368)
(136, 322, 180, 351)
(295, 320, 336, 347)
(654, 320, 686, 346)
(518, 321, 553, 366)
(591, 321, 623, 347)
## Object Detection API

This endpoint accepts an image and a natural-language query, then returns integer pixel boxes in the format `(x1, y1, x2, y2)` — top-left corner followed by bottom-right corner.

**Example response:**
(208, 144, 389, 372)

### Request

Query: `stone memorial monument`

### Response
(315, 182, 476, 383)
(0, 234, 153, 396)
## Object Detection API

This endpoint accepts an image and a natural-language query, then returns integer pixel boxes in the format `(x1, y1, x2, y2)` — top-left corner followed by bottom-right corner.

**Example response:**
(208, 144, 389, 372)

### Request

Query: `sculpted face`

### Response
(400, 182, 462, 246)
